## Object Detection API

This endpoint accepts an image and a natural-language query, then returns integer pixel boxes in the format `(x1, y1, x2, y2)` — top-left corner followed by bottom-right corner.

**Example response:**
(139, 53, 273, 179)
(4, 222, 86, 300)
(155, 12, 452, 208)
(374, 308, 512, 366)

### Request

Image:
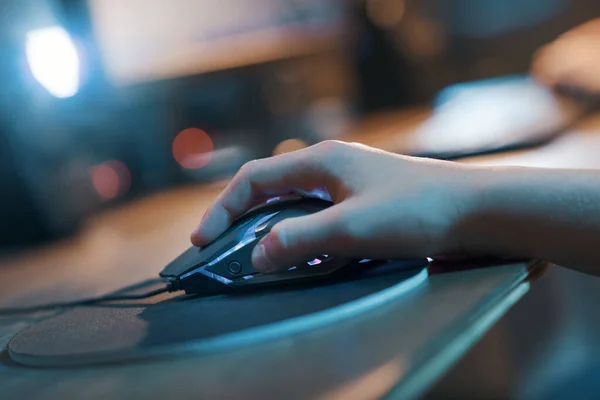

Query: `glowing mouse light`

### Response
(25, 26, 80, 98)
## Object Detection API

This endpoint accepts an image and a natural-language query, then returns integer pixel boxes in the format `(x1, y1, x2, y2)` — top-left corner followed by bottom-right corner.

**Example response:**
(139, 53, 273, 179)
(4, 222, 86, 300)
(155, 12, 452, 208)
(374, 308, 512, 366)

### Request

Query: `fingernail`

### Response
(252, 243, 277, 273)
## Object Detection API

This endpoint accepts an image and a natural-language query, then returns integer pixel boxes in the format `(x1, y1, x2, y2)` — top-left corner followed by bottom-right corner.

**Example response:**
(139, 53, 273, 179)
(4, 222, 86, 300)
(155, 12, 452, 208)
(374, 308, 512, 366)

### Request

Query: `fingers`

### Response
(191, 142, 347, 246)
(250, 207, 343, 272)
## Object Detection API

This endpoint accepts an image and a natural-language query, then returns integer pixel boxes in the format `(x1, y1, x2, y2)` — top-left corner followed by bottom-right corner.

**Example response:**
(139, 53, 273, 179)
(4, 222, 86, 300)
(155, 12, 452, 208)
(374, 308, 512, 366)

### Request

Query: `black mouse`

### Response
(160, 196, 369, 294)
(161, 196, 430, 295)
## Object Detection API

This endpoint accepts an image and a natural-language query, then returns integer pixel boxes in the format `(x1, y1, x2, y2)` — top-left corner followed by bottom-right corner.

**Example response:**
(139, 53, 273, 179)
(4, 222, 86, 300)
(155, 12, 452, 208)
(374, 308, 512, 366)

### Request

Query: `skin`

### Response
(532, 18, 600, 96)
(193, 20, 600, 275)
(191, 141, 600, 276)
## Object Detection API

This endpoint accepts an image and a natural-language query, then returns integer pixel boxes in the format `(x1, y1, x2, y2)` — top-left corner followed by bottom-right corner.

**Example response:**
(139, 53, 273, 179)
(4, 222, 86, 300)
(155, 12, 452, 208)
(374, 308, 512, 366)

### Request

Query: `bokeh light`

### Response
(89, 160, 131, 201)
(25, 26, 80, 98)
(273, 138, 308, 156)
(172, 128, 214, 169)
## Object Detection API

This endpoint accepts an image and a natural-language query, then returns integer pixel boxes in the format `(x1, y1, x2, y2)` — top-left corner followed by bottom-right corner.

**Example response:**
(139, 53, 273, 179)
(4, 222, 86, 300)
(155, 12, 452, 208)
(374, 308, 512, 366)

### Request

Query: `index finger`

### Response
(191, 143, 343, 246)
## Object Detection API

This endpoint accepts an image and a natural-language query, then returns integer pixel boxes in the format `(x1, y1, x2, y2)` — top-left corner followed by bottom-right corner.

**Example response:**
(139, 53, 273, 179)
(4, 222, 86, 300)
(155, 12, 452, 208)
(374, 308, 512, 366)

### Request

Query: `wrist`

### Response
(448, 165, 533, 258)
(446, 164, 600, 273)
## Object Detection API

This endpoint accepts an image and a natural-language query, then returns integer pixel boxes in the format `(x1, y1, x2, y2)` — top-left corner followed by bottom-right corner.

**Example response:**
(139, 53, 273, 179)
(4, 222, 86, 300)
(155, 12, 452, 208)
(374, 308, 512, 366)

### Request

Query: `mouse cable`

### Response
(0, 285, 173, 317)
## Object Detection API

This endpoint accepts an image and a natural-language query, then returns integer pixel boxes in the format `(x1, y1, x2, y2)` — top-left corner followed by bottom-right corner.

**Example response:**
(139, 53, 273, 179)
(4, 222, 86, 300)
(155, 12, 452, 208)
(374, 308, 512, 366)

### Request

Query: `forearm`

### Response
(460, 166, 600, 274)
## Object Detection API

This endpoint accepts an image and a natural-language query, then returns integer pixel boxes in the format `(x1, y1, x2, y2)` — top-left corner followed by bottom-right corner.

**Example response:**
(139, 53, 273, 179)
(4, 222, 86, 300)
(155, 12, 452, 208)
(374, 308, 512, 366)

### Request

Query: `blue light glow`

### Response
(181, 211, 281, 282)
(445, 0, 565, 38)
(26, 26, 80, 98)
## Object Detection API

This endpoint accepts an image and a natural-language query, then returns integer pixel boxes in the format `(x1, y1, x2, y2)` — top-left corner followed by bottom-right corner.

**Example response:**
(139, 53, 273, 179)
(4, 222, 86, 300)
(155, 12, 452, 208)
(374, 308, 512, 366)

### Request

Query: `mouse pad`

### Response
(8, 262, 428, 367)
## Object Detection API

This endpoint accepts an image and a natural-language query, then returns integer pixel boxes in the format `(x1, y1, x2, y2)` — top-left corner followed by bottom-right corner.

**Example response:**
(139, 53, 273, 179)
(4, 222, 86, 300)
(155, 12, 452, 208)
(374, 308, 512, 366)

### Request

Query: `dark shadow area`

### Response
(7, 261, 424, 366)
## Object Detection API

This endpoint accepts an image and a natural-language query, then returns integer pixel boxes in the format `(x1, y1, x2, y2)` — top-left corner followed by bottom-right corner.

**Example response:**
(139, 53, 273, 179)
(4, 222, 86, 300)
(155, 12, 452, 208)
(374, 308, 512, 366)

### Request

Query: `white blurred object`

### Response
(26, 26, 80, 98)
(404, 76, 582, 155)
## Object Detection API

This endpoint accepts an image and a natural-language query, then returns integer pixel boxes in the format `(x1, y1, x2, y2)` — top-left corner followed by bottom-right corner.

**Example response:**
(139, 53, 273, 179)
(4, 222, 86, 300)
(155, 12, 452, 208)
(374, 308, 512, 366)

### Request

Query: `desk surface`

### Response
(1, 108, 599, 399)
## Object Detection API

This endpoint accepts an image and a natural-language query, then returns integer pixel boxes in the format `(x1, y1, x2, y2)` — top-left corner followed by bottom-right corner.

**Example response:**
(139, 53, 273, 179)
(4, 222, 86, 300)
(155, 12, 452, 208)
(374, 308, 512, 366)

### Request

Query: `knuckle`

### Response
(315, 140, 348, 155)
(313, 140, 354, 171)
(235, 160, 263, 189)
(238, 159, 260, 177)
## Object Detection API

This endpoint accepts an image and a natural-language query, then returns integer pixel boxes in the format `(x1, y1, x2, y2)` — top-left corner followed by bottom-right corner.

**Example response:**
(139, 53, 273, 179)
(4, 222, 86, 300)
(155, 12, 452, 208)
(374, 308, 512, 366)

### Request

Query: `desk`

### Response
(1, 109, 599, 399)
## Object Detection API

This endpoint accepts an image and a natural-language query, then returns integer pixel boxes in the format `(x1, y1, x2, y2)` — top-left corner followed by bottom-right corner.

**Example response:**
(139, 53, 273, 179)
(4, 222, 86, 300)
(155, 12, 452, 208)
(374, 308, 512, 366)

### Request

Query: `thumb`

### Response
(251, 210, 340, 273)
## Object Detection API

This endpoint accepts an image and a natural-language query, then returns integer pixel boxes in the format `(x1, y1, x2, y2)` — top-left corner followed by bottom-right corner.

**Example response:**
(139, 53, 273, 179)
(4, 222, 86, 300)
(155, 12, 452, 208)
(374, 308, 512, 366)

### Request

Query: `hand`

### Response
(191, 141, 484, 273)
(531, 18, 600, 96)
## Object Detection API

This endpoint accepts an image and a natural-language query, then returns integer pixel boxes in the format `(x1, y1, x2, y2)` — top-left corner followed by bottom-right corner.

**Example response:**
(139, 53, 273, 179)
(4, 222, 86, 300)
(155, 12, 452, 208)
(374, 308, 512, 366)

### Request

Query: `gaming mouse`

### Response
(161, 196, 376, 294)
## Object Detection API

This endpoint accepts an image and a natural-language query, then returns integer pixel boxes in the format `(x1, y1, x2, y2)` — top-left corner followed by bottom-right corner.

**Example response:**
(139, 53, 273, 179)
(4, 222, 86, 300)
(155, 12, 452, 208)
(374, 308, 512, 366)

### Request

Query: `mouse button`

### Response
(254, 208, 313, 235)
(218, 216, 253, 239)
(300, 198, 333, 211)
(241, 196, 307, 219)
(267, 195, 303, 203)
(204, 240, 258, 278)
(161, 220, 253, 279)
(249, 195, 303, 211)
(160, 245, 204, 277)
(194, 217, 253, 260)
(206, 258, 258, 280)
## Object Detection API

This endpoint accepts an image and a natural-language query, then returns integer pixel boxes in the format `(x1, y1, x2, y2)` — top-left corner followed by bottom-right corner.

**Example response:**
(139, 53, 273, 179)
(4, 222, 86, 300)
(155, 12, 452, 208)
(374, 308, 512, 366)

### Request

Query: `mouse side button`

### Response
(204, 240, 258, 279)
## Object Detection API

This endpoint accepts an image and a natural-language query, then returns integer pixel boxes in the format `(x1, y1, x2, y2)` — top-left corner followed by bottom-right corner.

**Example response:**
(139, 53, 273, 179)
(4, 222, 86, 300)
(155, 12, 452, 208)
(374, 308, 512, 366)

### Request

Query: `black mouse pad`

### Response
(8, 263, 428, 367)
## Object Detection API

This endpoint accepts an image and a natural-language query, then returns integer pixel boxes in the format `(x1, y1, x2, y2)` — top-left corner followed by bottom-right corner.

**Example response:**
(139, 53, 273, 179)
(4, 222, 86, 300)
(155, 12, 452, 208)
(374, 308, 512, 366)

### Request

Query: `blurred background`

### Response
(1, 1, 600, 398)
(2, 0, 599, 250)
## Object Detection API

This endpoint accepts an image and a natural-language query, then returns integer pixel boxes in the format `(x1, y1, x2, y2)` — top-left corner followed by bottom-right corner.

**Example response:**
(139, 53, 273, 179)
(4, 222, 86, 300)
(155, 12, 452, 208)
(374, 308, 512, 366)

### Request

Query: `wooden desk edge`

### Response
(385, 260, 548, 400)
